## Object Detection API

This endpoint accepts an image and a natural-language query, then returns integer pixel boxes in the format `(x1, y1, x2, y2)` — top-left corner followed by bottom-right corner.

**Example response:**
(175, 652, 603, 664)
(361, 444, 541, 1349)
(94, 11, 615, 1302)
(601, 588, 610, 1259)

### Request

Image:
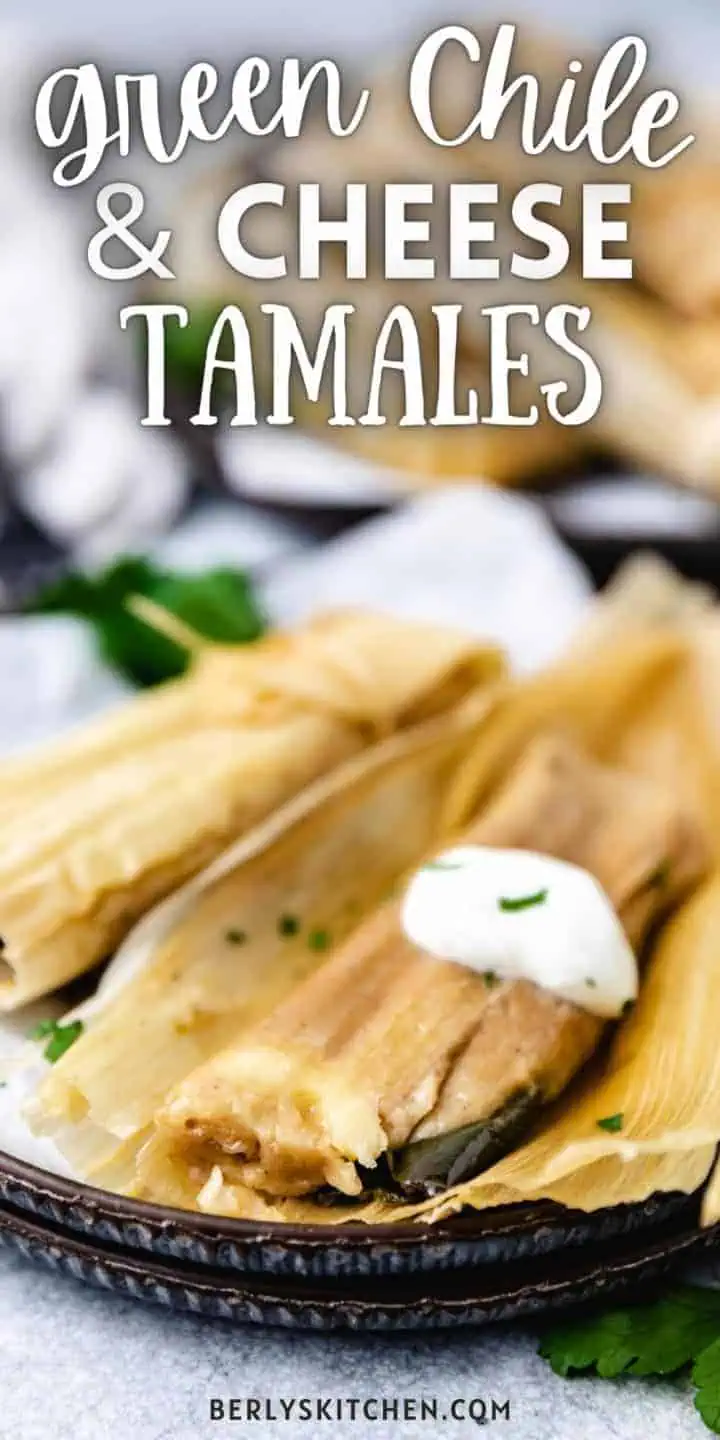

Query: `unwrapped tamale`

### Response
(153, 733, 708, 1202)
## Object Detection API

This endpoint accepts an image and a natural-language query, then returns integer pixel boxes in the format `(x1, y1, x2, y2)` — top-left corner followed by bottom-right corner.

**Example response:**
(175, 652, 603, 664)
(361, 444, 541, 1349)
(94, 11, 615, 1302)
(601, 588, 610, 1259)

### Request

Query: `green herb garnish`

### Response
(622, 998, 636, 1017)
(224, 928, 247, 946)
(308, 929, 331, 952)
(498, 888, 548, 913)
(29, 558, 266, 688)
(648, 860, 671, 888)
(278, 914, 300, 938)
(538, 1285, 720, 1434)
(483, 971, 500, 988)
(585, 977, 597, 989)
(596, 1112, 624, 1133)
(30, 1019, 84, 1066)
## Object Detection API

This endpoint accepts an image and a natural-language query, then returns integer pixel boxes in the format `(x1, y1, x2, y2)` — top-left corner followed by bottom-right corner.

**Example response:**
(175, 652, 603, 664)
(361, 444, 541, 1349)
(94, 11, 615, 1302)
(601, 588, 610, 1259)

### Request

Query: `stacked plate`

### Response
(0, 1152, 711, 1330)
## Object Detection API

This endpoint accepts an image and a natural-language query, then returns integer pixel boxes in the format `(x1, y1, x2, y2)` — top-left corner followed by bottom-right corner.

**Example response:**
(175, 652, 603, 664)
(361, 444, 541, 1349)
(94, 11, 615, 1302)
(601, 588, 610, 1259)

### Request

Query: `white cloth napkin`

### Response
(263, 484, 593, 671)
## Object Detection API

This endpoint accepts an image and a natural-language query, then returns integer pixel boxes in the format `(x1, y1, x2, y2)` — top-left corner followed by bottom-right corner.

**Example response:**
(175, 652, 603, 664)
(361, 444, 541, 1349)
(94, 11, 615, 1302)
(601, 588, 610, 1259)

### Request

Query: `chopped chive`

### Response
(621, 998, 636, 1017)
(585, 977, 597, 989)
(32, 1019, 84, 1066)
(423, 859, 464, 872)
(224, 928, 247, 946)
(278, 913, 300, 938)
(647, 861, 670, 888)
(498, 888, 548, 913)
(597, 1113, 624, 1133)
(483, 971, 500, 988)
(308, 928, 331, 952)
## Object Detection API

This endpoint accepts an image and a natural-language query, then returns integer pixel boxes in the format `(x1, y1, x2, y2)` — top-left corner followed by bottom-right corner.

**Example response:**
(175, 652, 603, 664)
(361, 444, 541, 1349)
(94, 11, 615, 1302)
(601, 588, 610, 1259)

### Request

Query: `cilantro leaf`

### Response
(539, 1286, 720, 1432)
(29, 558, 266, 688)
(694, 1337, 720, 1433)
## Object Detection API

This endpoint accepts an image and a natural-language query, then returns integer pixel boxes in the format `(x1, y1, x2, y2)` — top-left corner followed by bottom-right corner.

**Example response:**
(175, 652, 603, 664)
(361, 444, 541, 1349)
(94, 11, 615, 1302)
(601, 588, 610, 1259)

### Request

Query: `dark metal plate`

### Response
(0, 1189, 712, 1331)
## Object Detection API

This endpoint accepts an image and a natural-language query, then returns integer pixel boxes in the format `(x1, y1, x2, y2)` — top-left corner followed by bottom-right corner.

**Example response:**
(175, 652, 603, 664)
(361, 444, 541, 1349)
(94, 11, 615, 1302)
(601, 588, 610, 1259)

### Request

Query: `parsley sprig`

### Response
(29, 558, 266, 688)
(538, 1286, 720, 1433)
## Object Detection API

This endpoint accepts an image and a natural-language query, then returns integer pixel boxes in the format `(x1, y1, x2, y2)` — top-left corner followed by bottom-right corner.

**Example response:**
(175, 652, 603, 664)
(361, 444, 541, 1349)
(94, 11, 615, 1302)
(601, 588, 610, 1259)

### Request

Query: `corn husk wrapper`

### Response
(0, 611, 501, 1009)
(443, 618, 720, 847)
(28, 689, 500, 1181)
(569, 553, 716, 655)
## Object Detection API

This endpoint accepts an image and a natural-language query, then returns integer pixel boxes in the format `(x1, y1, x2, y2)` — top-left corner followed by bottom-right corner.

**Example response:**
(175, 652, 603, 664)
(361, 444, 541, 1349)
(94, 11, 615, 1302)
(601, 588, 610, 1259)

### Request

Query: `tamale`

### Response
(0, 610, 502, 1008)
(568, 553, 716, 656)
(387, 873, 720, 1229)
(153, 733, 708, 1203)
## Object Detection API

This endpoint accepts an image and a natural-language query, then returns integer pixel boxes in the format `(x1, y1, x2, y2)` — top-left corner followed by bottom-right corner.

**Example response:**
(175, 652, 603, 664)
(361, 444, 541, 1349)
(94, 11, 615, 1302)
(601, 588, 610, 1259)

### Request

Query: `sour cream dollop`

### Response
(401, 846, 638, 1019)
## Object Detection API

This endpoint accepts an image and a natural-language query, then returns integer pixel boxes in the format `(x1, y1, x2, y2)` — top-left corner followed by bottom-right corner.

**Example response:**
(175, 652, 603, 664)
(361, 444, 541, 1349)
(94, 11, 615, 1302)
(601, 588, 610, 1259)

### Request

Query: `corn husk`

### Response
(569, 554, 716, 655)
(443, 619, 720, 846)
(0, 611, 501, 1010)
(27, 688, 500, 1180)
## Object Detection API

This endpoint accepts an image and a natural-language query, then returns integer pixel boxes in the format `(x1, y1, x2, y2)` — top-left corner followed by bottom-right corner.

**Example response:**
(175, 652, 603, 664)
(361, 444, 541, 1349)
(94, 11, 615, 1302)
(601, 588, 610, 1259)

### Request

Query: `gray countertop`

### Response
(0, 1247, 708, 1440)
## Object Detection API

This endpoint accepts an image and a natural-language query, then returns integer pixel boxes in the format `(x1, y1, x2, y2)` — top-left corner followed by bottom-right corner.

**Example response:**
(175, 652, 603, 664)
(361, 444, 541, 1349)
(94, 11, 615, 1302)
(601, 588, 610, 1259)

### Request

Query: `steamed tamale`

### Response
(153, 733, 708, 1202)
(0, 611, 502, 1009)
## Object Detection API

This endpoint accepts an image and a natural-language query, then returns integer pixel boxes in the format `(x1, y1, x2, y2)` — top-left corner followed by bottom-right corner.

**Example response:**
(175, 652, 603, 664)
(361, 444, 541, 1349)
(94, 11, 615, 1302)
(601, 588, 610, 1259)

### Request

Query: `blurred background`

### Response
(1, 0, 720, 713)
